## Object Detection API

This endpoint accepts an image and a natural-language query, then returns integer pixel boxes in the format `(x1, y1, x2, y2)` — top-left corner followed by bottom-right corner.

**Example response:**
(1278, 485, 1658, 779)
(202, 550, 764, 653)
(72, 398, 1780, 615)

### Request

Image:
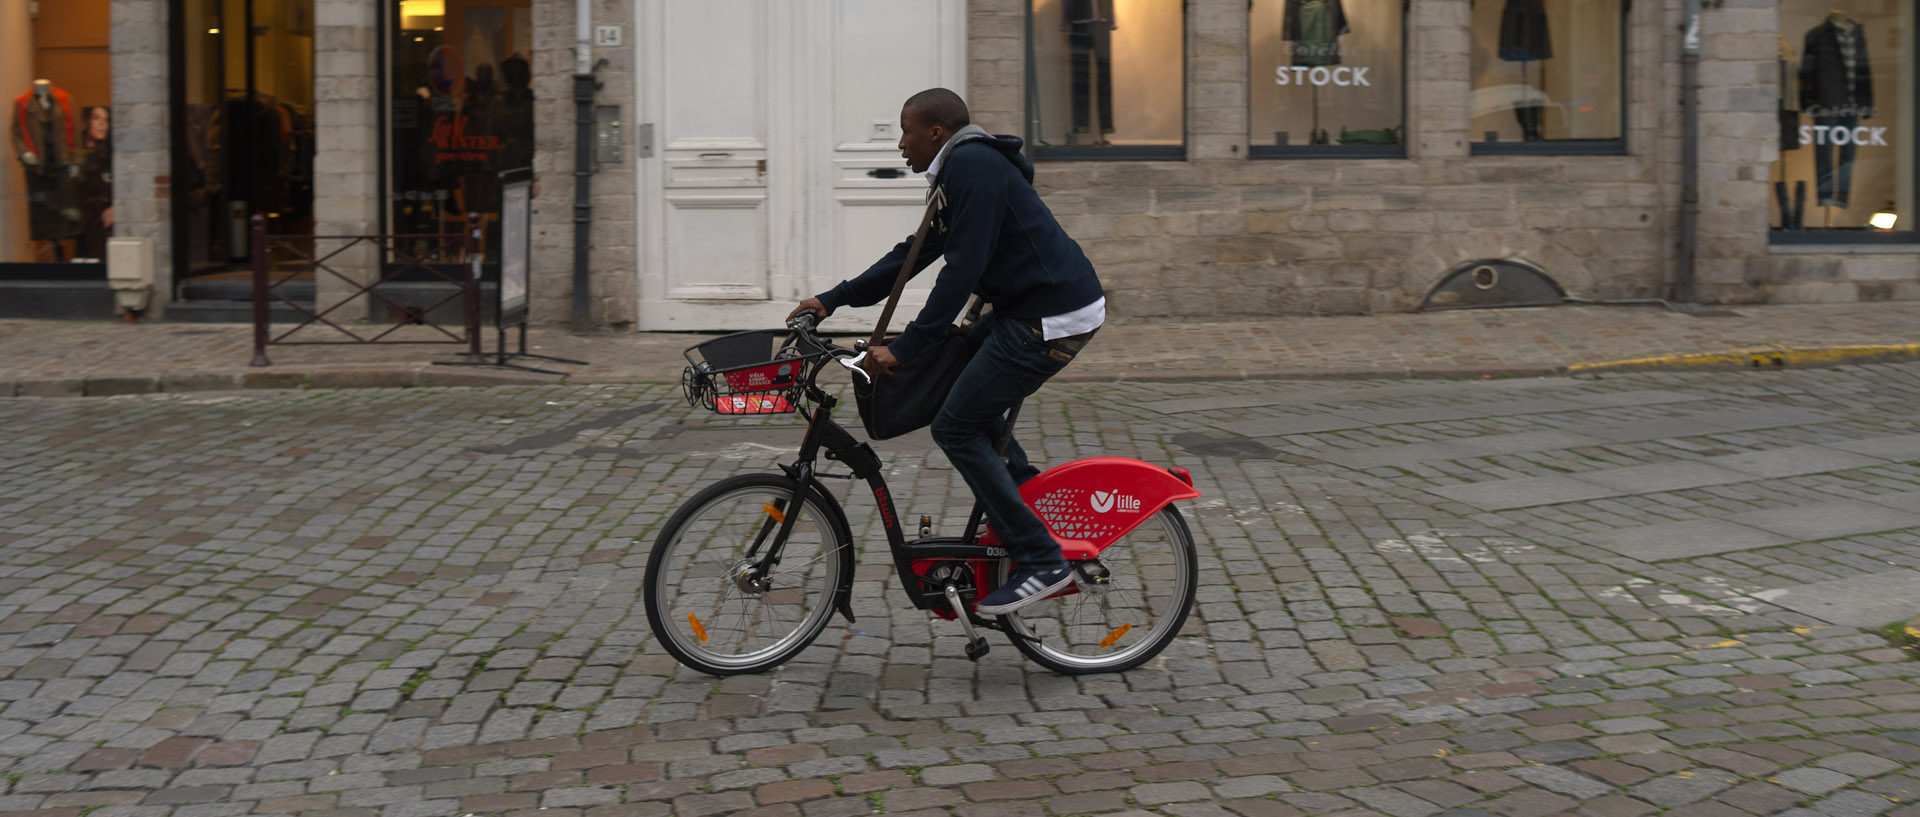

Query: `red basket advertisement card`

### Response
(715, 394, 796, 414)
(721, 361, 801, 393)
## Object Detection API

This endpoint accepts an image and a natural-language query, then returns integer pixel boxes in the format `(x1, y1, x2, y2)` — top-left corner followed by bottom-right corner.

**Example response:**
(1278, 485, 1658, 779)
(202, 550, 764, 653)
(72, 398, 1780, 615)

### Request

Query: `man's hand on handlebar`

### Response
(863, 346, 899, 376)
(786, 298, 830, 324)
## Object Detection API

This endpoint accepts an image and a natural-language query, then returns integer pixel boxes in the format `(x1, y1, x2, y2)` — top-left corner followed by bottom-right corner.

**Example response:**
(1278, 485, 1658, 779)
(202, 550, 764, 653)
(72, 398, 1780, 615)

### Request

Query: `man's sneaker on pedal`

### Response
(976, 566, 1074, 614)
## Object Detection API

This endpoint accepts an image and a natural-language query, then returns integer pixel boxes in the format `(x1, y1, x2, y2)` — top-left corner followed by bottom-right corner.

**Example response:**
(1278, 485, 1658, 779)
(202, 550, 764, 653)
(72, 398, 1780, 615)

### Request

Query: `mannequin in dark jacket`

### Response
(1800, 14, 1873, 208)
(789, 88, 1105, 615)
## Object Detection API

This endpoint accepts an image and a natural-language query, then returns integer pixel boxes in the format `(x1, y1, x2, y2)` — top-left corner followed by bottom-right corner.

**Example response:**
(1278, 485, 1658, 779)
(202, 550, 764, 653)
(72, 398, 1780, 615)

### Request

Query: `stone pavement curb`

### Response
(1, 364, 556, 398)
(1567, 343, 1920, 376)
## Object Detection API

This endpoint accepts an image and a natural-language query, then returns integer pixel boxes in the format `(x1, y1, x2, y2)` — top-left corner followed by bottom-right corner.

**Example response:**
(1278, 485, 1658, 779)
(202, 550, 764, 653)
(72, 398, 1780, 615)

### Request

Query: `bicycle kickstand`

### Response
(942, 585, 992, 661)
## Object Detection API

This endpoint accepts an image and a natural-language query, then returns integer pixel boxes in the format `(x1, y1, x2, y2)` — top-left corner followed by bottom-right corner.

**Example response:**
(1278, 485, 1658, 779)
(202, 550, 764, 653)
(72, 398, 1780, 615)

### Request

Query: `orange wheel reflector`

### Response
(1099, 623, 1132, 648)
(688, 614, 709, 642)
(763, 504, 786, 524)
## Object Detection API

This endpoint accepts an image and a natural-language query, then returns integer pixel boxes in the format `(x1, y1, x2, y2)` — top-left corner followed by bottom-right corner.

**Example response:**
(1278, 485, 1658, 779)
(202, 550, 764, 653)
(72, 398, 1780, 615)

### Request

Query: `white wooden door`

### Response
(636, 0, 965, 330)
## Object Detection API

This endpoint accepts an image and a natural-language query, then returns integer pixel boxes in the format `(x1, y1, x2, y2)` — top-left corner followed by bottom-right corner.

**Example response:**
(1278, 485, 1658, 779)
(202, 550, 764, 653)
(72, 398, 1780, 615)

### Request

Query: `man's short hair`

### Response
(903, 88, 970, 131)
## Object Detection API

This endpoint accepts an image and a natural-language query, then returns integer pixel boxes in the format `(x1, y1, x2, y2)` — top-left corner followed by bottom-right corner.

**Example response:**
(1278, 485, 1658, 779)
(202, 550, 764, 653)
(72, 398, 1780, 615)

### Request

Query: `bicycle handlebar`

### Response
(786, 313, 872, 385)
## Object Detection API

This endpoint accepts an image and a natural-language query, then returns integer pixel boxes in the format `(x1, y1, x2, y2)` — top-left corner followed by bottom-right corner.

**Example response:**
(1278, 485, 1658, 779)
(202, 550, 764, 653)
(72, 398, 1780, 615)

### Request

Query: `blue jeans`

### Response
(930, 311, 1095, 572)
(1813, 114, 1857, 208)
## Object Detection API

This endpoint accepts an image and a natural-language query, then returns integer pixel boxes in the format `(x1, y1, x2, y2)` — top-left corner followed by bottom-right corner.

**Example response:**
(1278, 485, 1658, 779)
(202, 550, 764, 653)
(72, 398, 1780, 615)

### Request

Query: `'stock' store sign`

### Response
(1274, 65, 1372, 87)
(1800, 124, 1891, 147)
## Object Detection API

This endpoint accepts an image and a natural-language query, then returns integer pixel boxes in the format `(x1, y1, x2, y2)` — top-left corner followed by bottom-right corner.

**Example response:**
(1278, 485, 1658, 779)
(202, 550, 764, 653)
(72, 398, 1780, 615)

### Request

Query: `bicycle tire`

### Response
(644, 474, 853, 675)
(1000, 505, 1197, 674)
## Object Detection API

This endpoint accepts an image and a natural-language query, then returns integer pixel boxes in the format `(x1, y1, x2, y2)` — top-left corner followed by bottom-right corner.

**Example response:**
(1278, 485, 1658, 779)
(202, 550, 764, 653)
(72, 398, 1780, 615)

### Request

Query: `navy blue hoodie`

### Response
(816, 132, 1104, 363)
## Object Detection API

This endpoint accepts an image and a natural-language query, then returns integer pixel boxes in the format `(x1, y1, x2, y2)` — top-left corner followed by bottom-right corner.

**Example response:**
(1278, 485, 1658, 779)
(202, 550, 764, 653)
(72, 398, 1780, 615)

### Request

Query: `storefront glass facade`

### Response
(173, 0, 316, 277)
(1772, 0, 1916, 240)
(387, 0, 535, 258)
(1027, 0, 1184, 159)
(2, 0, 112, 264)
(1468, 0, 1624, 153)
(1249, 0, 1406, 157)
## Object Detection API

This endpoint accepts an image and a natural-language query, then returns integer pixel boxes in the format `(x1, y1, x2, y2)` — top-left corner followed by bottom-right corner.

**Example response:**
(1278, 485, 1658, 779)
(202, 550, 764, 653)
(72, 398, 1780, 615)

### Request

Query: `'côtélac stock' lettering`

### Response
(1275, 66, 1371, 87)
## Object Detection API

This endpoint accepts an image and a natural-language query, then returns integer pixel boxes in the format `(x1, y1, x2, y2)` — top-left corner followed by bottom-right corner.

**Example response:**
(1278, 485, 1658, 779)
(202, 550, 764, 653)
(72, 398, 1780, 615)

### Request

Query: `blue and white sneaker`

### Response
(975, 566, 1074, 615)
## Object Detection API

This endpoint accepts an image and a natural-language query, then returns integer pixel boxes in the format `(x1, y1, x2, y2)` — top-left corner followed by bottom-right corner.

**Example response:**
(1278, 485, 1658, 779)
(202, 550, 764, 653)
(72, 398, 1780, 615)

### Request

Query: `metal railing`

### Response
(249, 214, 486, 367)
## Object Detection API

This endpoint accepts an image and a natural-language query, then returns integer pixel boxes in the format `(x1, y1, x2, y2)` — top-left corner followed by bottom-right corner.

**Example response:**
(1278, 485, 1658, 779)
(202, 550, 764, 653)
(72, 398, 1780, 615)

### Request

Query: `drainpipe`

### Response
(572, 0, 595, 329)
(1676, 0, 1702, 304)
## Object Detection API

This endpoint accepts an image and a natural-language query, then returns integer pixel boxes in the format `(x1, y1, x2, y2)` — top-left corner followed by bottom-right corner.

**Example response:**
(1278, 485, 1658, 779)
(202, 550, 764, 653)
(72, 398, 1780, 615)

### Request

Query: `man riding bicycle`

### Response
(789, 88, 1104, 615)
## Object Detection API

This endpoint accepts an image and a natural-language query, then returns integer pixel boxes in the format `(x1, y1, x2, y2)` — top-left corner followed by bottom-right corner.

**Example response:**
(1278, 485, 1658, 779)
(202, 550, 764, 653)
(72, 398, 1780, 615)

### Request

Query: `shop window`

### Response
(3, 0, 113, 264)
(1027, 0, 1184, 160)
(1469, 0, 1625, 154)
(1249, 0, 1407, 159)
(1772, 1, 1916, 243)
(172, 0, 317, 278)
(386, 0, 534, 260)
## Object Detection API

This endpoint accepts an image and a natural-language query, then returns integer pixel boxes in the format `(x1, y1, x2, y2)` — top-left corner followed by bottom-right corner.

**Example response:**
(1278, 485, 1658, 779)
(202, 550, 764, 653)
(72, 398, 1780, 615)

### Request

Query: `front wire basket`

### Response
(681, 329, 808, 415)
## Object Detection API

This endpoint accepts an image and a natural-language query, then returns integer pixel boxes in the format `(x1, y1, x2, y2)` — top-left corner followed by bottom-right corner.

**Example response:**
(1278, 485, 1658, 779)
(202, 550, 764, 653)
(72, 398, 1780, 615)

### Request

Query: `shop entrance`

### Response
(633, 0, 967, 330)
(168, 0, 316, 308)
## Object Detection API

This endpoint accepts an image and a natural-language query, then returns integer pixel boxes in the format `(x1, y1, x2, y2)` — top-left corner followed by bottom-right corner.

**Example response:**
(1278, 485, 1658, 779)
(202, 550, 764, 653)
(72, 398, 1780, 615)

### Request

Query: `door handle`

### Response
(867, 168, 904, 179)
(698, 152, 731, 158)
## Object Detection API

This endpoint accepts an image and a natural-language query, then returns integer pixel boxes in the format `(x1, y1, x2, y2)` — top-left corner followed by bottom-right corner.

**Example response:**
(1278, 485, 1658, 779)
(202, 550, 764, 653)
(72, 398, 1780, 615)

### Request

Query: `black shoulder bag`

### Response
(853, 188, 977, 440)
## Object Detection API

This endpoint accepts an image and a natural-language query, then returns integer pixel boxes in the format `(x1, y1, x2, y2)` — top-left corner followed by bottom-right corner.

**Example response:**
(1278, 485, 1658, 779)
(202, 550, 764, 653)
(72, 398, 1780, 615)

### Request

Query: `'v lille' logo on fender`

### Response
(1091, 491, 1115, 513)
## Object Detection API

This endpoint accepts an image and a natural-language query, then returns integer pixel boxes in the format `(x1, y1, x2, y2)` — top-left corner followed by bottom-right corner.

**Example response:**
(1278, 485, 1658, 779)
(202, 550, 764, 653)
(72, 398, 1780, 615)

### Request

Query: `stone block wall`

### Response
(970, 0, 1677, 319)
(531, 0, 638, 330)
(1687, 0, 1789, 304)
(312, 0, 381, 316)
(111, 0, 171, 314)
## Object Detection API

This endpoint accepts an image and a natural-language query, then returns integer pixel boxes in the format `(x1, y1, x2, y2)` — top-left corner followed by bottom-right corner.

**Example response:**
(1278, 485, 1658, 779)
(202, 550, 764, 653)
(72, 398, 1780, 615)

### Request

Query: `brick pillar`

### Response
(967, 0, 1023, 135)
(1689, 1, 1776, 303)
(531, 0, 636, 329)
(312, 0, 379, 318)
(1188, 0, 1246, 161)
(1409, 0, 1471, 159)
(111, 0, 172, 314)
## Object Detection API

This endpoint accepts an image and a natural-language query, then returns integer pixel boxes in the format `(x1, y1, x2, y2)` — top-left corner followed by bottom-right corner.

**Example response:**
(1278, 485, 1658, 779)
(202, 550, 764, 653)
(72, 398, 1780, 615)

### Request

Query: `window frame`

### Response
(1767, 0, 1920, 245)
(1249, 0, 1411, 160)
(1468, 0, 1631, 157)
(1024, 0, 1188, 162)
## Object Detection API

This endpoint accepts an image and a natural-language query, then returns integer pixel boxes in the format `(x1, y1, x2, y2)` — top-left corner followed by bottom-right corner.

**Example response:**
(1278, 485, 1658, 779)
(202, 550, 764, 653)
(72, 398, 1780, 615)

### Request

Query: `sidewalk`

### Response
(3, 300, 1919, 396)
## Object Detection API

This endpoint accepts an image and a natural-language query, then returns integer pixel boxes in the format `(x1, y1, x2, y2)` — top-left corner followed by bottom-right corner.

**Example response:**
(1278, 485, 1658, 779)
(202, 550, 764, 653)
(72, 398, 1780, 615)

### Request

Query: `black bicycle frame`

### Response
(755, 356, 1012, 627)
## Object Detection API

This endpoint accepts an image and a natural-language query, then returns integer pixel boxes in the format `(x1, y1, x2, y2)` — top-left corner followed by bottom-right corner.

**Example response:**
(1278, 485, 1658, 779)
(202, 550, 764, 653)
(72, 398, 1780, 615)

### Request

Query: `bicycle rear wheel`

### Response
(644, 474, 852, 675)
(1000, 505, 1197, 674)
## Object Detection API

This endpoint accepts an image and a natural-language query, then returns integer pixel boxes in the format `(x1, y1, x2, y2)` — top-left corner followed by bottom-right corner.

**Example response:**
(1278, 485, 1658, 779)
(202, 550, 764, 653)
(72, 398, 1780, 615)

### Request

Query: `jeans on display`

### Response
(1775, 180, 1807, 230)
(1813, 114, 1857, 208)
(929, 311, 1095, 573)
(1068, 24, 1113, 136)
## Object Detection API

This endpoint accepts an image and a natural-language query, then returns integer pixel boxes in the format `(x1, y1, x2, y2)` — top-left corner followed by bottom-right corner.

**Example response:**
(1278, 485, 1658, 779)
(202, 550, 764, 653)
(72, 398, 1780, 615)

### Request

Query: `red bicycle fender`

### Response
(982, 457, 1202, 559)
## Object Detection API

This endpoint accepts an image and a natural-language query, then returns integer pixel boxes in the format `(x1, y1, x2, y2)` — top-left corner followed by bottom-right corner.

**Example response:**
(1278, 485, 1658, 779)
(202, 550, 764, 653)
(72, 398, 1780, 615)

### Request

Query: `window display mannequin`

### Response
(10, 79, 83, 260)
(1800, 11, 1873, 213)
(1499, 0, 1551, 141)
(1282, 0, 1348, 145)
(1061, 0, 1116, 145)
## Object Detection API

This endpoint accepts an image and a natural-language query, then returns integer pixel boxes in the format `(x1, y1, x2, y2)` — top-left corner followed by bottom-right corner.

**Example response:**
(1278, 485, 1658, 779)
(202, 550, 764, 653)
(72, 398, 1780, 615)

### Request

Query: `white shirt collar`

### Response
(923, 125, 992, 185)
(924, 136, 959, 185)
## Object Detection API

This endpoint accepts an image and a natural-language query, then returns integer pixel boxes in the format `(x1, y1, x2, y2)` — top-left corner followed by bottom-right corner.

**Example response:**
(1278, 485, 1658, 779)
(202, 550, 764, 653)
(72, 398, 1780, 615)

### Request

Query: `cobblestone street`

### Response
(2, 365, 1918, 817)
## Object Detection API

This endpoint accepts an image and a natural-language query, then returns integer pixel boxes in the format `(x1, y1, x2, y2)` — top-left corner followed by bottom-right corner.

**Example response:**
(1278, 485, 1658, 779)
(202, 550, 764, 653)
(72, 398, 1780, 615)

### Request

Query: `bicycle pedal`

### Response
(944, 584, 992, 661)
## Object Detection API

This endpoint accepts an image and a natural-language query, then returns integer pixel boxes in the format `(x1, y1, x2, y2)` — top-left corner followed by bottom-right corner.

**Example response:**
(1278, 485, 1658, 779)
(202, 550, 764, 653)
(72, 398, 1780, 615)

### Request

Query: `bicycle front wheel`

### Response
(1001, 505, 1197, 674)
(644, 475, 852, 675)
